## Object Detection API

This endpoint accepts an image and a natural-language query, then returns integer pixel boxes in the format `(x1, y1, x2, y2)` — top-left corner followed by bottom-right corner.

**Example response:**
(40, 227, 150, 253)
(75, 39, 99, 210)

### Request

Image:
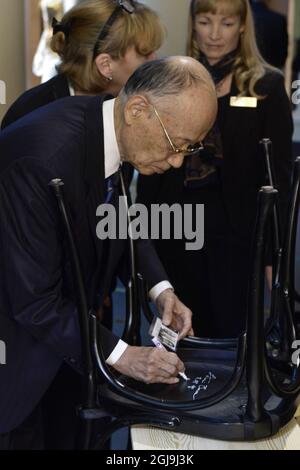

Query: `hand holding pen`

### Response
(152, 337, 189, 381)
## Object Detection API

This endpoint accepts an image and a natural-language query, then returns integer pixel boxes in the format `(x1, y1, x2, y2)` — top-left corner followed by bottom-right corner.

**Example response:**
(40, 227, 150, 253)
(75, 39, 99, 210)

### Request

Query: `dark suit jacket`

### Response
(1, 74, 70, 130)
(251, 2, 288, 69)
(137, 71, 293, 249)
(1, 73, 134, 188)
(0, 95, 168, 433)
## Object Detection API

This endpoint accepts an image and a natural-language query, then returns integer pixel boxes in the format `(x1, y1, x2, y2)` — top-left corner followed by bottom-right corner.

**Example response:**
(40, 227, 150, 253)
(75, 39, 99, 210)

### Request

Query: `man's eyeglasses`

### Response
(152, 106, 204, 155)
(93, 0, 135, 59)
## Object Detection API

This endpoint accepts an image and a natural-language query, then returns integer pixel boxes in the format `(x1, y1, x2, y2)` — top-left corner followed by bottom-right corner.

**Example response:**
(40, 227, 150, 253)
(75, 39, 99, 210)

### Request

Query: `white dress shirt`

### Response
(68, 83, 75, 96)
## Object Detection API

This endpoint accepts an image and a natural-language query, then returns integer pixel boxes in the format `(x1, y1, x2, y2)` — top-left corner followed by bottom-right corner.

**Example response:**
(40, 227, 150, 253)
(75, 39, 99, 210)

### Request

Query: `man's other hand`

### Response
(156, 289, 194, 340)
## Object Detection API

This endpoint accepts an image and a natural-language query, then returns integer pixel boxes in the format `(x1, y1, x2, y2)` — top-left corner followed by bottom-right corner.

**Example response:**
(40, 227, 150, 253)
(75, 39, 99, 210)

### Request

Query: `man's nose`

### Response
(167, 153, 185, 169)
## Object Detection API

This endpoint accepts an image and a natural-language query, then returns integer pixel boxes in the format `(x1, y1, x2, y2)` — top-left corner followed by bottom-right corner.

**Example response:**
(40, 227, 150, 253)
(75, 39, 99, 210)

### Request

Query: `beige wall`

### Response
(0, 0, 296, 122)
(141, 0, 190, 57)
(268, 0, 289, 15)
(0, 0, 190, 124)
(0, 0, 25, 121)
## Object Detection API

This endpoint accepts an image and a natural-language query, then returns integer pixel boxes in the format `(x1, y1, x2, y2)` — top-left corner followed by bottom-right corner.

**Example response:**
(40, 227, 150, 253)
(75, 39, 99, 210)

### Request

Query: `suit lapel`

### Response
(83, 95, 115, 279)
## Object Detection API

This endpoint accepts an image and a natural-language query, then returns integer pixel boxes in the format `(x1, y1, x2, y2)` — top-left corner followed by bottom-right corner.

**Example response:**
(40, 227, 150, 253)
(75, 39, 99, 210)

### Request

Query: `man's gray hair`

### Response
(119, 57, 210, 100)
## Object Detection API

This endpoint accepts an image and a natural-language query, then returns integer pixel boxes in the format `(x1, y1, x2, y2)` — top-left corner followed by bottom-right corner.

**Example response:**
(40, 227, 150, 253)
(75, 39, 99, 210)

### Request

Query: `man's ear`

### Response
(124, 95, 152, 125)
(94, 53, 113, 80)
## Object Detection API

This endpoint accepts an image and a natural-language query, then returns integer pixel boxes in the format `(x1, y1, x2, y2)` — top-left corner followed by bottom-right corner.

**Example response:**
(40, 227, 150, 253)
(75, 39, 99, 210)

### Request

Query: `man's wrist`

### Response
(106, 339, 128, 366)
(148, 281, 174, 303)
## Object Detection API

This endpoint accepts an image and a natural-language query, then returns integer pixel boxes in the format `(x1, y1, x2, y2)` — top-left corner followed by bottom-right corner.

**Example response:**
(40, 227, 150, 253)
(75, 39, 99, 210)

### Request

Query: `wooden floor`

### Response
(131, 406, 300, 450)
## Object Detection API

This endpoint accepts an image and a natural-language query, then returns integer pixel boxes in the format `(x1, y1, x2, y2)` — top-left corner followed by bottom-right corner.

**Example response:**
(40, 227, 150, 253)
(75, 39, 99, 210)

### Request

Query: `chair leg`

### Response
(92, 414, 181, 450)
(76, 419, 93, 450)
(93, 419, 130, 450)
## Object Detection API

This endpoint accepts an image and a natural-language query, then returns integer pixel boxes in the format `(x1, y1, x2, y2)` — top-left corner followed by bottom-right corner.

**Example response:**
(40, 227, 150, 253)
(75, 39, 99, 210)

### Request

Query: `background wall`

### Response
(0, 0, 298, 122)
(0, 0, 25, 121)
(140, 0, 190, 57)
(267, 0, 289, 15)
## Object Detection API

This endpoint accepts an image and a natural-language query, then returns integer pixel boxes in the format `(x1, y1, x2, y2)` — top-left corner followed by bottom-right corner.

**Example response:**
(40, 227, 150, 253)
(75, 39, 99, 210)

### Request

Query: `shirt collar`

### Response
(103, 98, 121, 178)
(68, 82, 75, 96)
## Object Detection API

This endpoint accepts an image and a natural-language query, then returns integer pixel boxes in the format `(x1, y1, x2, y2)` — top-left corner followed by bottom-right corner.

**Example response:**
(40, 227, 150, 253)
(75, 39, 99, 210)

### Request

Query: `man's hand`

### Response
(156, 289, 194, 340)
(113, 346, 185, 384)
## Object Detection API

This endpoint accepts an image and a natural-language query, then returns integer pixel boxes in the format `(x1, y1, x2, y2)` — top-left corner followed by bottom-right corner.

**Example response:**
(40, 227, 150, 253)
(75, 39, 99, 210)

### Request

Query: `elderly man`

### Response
(0, 56, 217, 449)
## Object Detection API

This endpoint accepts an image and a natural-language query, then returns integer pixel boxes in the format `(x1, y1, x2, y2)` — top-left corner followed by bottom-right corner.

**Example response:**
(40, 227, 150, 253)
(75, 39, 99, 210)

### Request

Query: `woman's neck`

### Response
(74, 90, 92, 96)
(207, 57, 222, 66)
(216, 74, 233, 98)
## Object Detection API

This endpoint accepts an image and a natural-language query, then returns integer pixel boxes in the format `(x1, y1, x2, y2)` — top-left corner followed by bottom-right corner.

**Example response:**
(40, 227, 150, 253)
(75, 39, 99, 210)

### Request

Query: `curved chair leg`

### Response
(76, 420, 93, 450)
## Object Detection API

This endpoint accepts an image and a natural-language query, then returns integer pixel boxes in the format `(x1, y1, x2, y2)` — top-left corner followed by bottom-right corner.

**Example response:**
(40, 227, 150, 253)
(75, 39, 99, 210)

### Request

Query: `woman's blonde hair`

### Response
(187, 0, 275, 97)
(51, 0, 165, 94)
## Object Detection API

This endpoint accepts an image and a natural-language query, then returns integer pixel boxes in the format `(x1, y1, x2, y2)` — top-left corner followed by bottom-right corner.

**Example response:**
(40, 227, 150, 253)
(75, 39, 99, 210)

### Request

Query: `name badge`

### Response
(230, 96, 258, 108)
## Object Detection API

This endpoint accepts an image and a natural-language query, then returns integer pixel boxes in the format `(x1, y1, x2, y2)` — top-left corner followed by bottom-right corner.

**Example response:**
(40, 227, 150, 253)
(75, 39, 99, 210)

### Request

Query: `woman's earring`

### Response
(106, 76, 113, 82)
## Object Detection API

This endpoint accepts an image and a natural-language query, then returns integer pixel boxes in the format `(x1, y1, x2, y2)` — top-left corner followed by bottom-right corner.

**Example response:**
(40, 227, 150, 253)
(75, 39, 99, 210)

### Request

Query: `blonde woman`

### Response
(1, 0, 163, 128)
(137, 0, 293, 338)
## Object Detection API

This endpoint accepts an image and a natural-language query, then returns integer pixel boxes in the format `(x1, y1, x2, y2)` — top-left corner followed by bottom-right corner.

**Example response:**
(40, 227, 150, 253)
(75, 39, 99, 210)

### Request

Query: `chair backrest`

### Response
(90, 185, 278, 413)
(49, 165, 300, 422)
(281, 157, 300, 313)
(246, 186, 278, 421)
(49, 179, 96, 410)
(263, 146, 300, 348)
(263, 158, 300, 397)
(260, 139, 282, 249)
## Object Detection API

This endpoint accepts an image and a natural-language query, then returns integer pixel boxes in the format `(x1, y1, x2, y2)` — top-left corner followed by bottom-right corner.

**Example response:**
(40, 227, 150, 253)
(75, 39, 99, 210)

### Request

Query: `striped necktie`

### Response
(104, 169, 120, 203)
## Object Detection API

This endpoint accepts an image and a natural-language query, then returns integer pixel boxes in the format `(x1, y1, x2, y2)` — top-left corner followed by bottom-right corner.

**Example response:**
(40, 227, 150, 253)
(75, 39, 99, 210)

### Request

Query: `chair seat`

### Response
(117, 348, 237, 402)
(98, 348, 299, 442)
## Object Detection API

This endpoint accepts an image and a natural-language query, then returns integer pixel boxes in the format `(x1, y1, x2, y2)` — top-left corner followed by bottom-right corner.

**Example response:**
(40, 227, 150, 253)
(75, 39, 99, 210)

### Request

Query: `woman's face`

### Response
(194, 9, 244, 65)
(110, 46, 156, 95)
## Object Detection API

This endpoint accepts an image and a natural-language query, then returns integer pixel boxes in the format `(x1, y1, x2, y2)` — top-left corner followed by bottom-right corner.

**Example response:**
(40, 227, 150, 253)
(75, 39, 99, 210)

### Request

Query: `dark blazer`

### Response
(137, 71, 294, 247)
(0, 95, 168, 433)
(251, 2, 288, 69)
(1, 73, 134, 187)
(1, 74, 70, 130)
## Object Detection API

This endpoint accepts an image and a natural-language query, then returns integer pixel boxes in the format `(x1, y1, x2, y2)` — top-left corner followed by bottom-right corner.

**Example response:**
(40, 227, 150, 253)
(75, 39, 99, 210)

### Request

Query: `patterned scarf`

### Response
(199, 47, 239, 85)
(185, 48, 238, 188)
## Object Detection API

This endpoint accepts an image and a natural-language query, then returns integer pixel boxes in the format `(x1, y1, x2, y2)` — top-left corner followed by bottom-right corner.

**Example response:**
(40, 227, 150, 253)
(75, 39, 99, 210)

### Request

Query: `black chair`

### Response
(261, 140, 300, 353)
(49, 161, 300, 449)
